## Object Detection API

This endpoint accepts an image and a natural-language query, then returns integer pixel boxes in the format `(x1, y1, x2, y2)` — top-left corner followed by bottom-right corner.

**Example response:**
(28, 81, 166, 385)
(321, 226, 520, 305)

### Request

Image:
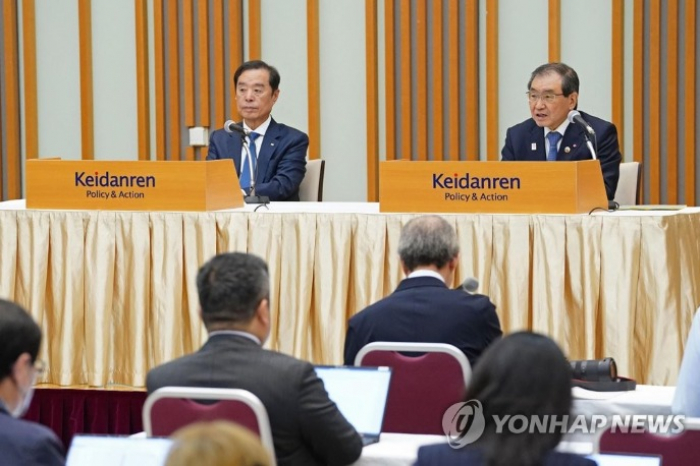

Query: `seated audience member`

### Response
(343, 215, 502, 367)
(207, 60, 308, 201)
(0, 298, 65, 466)
(672, 307, 700, 416)
(165, 420, 271, 466)
(501, 62, 621, 201)
(415, 332, 595, 466)
(146, 252, 362, 466)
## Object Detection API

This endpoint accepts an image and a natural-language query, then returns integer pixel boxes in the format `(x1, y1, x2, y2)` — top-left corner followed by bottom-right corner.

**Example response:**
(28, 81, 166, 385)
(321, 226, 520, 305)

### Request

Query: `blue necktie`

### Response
(546, 131, 562, 161)
(239, 132, 260, 191)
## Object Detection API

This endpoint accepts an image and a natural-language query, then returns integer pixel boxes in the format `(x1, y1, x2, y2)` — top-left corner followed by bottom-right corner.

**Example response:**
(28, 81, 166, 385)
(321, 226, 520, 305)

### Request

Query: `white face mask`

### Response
(11, 384, 34, 418)
(11, 366, 37, 418)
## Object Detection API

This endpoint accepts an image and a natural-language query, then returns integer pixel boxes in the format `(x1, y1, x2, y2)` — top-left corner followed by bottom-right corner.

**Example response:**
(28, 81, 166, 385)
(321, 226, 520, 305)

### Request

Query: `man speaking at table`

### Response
(501, 62, 621, 201)
(207, 60, 308, 201)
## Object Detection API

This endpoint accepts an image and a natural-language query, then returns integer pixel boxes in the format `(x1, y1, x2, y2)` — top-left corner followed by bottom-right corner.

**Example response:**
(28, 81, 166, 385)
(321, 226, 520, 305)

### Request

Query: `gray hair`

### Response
(397, 215, 459, 271)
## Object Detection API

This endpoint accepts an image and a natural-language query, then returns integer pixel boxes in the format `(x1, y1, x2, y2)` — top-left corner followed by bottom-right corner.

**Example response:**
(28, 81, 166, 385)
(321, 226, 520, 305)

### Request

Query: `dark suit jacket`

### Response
(501, 111, 621, 200)
(415, 444, 596, 466)
(0, 407, 65, 466)
(207, 118, 309, 201)
(146, 334, 362, 466)
(343, 277, 502, 367)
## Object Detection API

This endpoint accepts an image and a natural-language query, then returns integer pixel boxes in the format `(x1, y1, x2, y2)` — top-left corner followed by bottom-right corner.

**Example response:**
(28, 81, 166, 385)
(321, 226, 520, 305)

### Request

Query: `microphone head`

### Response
(460, 277, 479, 293)
(567, 110, 581, 124)
(224, 120, 247, 135)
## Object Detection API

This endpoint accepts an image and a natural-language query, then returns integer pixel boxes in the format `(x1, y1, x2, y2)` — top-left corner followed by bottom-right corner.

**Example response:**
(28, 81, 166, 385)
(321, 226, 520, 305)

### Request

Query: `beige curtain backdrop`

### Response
(1, 209, 699, 387)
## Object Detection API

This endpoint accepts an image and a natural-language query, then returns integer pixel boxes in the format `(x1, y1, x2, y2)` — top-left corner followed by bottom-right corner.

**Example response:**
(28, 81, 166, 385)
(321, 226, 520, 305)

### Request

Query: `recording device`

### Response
(569, 357, 636, 392)
(570, 358, 617, 382)
(223, 120, 270, 204)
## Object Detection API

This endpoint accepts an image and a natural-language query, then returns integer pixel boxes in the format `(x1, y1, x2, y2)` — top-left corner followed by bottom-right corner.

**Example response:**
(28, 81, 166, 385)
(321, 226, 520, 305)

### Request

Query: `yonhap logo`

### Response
(442, 399, 486, 448)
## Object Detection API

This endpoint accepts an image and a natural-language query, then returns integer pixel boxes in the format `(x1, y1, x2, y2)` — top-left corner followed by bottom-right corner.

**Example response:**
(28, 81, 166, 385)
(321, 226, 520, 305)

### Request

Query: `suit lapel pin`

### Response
(271, 143, 275, 147)
(564, 146, 571, 153)
(531, 143, 536, 151)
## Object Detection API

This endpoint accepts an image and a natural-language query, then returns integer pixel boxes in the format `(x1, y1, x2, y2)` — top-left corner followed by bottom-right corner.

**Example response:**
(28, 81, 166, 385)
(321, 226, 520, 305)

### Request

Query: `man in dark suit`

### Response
(0, 299, 65, 466)
(207, 60, 308, 201)
(146, 252, 362, 466)
(501, 62, 621, 200)
(343, 215, 502, 367)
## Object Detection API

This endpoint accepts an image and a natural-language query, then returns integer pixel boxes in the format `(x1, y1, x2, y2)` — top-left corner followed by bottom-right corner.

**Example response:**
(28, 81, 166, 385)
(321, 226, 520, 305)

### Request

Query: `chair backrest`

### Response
(298, 159, 325, 201)
(614, 161, 642, 205)
(354, 342, 471, 435)
(596, 417, 700, 466)
(142, 387, 276, 465)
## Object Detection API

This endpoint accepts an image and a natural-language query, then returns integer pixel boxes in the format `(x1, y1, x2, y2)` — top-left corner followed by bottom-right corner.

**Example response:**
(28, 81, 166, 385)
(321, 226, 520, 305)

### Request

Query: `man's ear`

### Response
(12, 353, 31, 383)
(568, 91, 579, 110)
(256, 298, 270, 327)
(449, 254, 459, 271)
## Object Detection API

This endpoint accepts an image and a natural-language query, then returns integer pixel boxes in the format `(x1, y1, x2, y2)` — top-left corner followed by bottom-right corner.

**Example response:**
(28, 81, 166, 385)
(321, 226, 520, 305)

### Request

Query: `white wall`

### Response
(317, 0, 367, 201)
(260, 0, 309, 136)
(29, 0, 631, 200)
(92, 0, 138, 160)
(497, 0, 549, 159)
(35, 0, 82, 160)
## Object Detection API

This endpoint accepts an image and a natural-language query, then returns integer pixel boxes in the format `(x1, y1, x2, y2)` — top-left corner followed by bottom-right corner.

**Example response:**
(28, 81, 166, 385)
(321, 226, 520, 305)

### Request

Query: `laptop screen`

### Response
(67, 435, 174, 466)
(586, 453, 662, 466)
(314, 365, 392, 436)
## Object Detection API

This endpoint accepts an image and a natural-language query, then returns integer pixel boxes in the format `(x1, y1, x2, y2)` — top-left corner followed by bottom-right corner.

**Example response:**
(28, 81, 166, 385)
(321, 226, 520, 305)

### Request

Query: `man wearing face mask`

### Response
(0, 299, 65, 465)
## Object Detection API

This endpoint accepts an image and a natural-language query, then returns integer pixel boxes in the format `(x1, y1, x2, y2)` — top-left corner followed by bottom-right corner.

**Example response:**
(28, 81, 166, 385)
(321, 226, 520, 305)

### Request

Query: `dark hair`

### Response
(527, 62, 579, 96)
(397, 215, 459, 271)
(196, 253, 270, 329)
(467, 331, 573, 466)
(0, 299, 42, 380)
(233, 60, 281, 92)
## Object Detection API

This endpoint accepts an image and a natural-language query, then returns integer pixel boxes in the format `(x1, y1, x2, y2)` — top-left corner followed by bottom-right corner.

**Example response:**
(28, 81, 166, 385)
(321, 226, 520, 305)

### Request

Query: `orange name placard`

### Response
(26, 159, 243, 211)
(379, 160, 608, 214)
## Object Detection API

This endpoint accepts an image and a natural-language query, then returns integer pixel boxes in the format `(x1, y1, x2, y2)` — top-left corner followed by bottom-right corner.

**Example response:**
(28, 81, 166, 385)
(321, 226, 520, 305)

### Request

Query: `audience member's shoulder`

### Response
(450, 290, 495, 309)
(0, 416, 64, 462)
(262, 347, 313, 371)
(7, 415, 60, 441)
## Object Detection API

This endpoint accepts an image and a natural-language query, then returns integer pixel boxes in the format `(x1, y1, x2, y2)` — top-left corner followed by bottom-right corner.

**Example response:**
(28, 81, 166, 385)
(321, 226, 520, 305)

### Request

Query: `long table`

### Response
(1, 200, 699, 387)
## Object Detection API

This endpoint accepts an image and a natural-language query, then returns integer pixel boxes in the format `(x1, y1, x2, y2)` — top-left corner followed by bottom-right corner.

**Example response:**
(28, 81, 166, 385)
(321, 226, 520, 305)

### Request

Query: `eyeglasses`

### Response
(527, 91, 564, 104)
(33, 359, 46, 377)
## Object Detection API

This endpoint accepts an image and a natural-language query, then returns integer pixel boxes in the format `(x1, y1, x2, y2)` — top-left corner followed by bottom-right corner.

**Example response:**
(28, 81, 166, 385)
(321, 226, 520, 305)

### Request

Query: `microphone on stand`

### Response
(566, 112, 616, 211)
(223, 120, 269, 204)
(224, 120, 246, 136)
(567, 110, 597, 161)
(458, 277, 479, 293)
